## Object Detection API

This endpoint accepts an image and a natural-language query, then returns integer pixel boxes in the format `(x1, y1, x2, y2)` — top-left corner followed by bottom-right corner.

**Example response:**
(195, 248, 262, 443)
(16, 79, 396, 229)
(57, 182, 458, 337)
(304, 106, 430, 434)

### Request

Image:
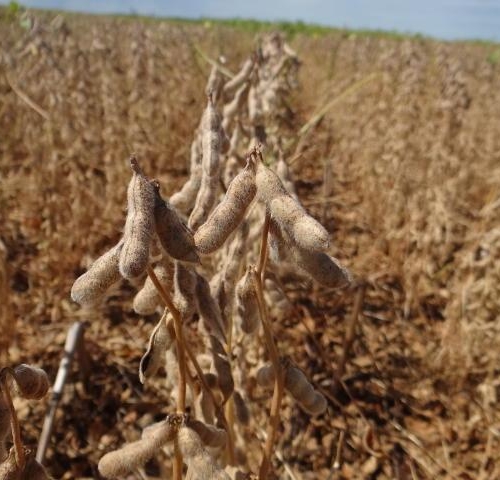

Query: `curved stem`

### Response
(0, 371, 25, 469)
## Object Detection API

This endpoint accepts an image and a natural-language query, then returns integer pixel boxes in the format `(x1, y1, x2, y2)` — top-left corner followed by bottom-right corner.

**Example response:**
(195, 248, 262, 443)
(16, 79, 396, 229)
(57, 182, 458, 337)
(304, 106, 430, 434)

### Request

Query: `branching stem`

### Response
(147, 265, 237, 466)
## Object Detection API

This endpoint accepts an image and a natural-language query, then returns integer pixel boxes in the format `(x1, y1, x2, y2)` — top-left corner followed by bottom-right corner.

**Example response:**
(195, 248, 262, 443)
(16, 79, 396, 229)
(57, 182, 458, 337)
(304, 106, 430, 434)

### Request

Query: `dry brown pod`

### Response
(153, 182, 200, 264)
(205, 65, 224, 103)
(220, 125, 231, 154)
(70, 241, 122, 306)
(98, 417, 178, 478)
(255, 160, 289, 204)
(173, 262, 197, 318)
(255, 363, 275, 389)
(235, 267, 259, 334)
(0, 449, 51, 480)
(256, 362, 326, 415)
(222, 82, 250, 132)
(256, 159, 329, 252)
(209, 336, 234, 403)
(293, 247, 352, 288)
(232, 390, 250, 426)
(119, 157, 156, 279)
(195, 388, 215, 425)
(10, 364, 49, 400)
(164, 347, 180, 392)
(170, 137, 203, 213)
(222, 57, 254, 95)
(228, 121, 242, 157)
(284, 366, 327, 416)
(270, 220, 351, 288)
(248, 85, 263, 124)
(185, 418, 227, 449)
(263, 277, 293, 321)
(201, 94, 222, 177)
(269, 195, 329, 252)
(177, 426, 230, 480)
(195, 274, 227, 344)
(223, 156, 243, 192)
(132, 259, 174, 315)
(139, 312, 174, 384)
(188, 173, 219, 231)
(194, 158, 256, 254)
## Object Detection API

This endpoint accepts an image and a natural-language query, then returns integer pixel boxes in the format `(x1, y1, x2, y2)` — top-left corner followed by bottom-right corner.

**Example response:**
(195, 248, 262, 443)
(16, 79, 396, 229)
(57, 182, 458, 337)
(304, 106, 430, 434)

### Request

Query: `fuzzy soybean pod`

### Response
(194, 159, 256, 254)
(0, 451, 51, 480)
(177, 427, 231, 480)
(205, 65, 224, 102)
(195, 274, 226, 344)
(186, 418, 227, 449)
(269, 219, 350, 288)
(170, 137, 203, 214)
(256, 161, 329, 252)
(270, 195, 329, 252)
(255, 363, 275, 389)
(153, 183, 200, 264)
(119, 158, 156, 279)
(139, 312, 174, 384)
(293, 246, 352, 289)
(248, 85, 263, 124)
(133, 259, 174, 315)
(235, 267, 259, 334)
(222, 82, 250, 133)
(98, 420, 177, 478)
(285, 366, 327, 416)
(255, 160, 289, 203)
(188, 173, 219, 231)
(70, 241, 122, 306)
(201, 94, 222, 177)
(173, 262, 197, 319)
(227, 122, 242, 157)
(232, 390, 250, 426)
(11, 364, 49, 400)
(222, 57, 254, 95)
(209, 335, 234, 403)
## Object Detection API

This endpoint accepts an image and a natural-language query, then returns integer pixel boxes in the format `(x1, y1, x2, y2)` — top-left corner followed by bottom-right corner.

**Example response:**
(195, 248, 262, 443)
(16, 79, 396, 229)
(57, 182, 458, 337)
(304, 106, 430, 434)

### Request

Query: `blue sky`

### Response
(2, 0, 500, 41)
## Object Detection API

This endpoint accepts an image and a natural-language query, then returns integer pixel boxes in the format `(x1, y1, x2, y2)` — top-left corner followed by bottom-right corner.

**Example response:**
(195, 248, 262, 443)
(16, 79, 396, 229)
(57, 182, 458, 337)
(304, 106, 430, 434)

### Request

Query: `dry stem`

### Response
(254, 213, 285, 479)
(0, 371, 25, 469)
(146, 265, 186, 480)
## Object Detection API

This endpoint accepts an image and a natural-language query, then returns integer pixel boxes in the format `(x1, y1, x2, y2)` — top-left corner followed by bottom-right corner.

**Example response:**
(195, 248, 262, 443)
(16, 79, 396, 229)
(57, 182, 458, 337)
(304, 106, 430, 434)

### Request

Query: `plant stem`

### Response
(0, 372, 25, 469)
(254, 213, 285, 479)
(147, 265, 186, 480)
(257, 212, 270, 280)
(173, 438, 183, 480)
